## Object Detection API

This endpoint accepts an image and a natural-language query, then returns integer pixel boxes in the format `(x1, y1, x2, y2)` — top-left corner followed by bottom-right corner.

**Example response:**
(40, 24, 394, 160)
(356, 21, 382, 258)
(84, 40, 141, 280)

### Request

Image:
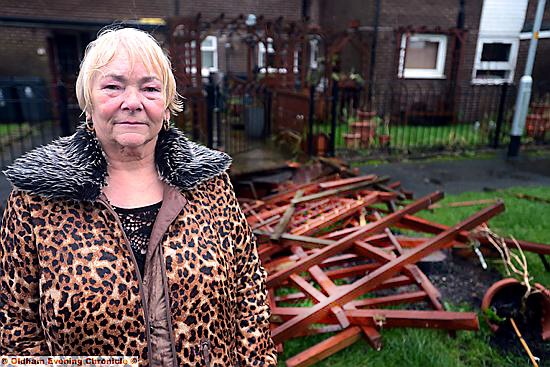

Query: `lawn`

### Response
(0, 122, 31, 137)
(277, 185, 550, 367)
(311, 121, 510, 154)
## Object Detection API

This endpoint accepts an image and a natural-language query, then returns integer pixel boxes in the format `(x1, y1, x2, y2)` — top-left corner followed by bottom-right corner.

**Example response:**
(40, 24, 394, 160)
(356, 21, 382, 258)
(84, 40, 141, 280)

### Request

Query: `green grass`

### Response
(278, 326, 524, 367)
(0, 123, 31, 137)
(277, 185, 550, 367)
(387, 123, 489, 150)
(418, 186, 550, 287)
(312, 121, 509, 154)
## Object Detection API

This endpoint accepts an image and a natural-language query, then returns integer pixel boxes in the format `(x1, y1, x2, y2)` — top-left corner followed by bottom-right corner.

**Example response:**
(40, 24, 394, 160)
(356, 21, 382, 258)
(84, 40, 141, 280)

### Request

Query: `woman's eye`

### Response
(104, 84, 120, 90)
(144, 87, 161, 92)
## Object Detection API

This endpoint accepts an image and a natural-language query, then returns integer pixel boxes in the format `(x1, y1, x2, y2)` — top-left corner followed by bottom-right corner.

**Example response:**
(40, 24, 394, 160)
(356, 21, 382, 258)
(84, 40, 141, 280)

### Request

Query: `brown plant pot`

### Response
(481, 278, 550, 340)
(350, 121, 376, 148)
(357, 110, 376, 120)
(313, 133, 330, 157)
(343, 133, 361, 149)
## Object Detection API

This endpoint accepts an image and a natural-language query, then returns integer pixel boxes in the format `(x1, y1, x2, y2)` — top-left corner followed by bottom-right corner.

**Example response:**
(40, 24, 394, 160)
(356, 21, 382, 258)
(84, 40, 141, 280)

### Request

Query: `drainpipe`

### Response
(508, 0, 546, 157)
(448, 0, 465, 116)
(302, 0, 310, 20)
(367, 0, 380, 106)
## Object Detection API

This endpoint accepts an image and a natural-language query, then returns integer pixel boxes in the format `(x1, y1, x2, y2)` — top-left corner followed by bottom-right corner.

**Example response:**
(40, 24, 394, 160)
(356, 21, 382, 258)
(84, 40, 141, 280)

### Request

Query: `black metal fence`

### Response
(204, 77, 272, 155)
(0, 79, 79, 171)
(306, 80, 550, 157)
(2, 78, 550, 173)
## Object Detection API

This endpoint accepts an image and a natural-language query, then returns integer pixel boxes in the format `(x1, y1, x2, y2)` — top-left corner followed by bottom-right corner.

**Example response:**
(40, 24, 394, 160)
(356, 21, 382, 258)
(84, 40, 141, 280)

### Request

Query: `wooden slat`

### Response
(291, 178, 389, 204)
(291, 246, 350, 329)
(270, 190, 304, 241)
(361, 326, 383, 351)
(318, 174, 377, 189)
(285, 326, 363, 367)
(271, 202, 504, 343)
(347, 291, 428, 309)
(345, 309, 479, 330)
(267, 192, 444, 289)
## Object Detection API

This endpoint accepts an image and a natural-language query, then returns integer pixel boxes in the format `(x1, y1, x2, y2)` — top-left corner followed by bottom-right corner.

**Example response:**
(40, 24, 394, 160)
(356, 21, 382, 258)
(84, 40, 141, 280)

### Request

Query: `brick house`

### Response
(0, 1, 318, 85)
(0, 0, 322, 132)
(1, 0, 550, 128)
(318, 0, 550, 121)
(321, 0, 549, 86)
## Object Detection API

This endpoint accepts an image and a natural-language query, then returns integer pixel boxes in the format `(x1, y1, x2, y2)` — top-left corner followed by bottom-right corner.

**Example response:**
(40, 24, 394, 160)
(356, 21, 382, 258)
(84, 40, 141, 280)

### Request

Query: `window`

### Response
(258, 38, 275, 70)
(472, 38, 518, 84)
(257, 38, 294, 74)
(309, 38, 320, 69)
(201, 36, 218, 77)
(398, 34, 447, 79)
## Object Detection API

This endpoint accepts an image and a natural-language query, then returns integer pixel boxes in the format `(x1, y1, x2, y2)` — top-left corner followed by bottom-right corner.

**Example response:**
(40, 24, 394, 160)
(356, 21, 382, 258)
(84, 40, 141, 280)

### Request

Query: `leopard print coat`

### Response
(0, 126, 277, 367)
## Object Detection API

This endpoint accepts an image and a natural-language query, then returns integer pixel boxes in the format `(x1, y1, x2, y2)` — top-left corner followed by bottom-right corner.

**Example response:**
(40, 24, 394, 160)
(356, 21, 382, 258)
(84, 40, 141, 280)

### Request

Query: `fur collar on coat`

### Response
(3, 125, 232, 201)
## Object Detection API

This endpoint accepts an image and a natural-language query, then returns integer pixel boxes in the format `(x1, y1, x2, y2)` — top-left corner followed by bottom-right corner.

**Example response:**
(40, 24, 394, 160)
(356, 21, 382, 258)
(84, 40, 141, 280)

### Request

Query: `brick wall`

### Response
(532, 39, 550, 92)
(524, 0, 550, 23)
(522, 0, 550, 92)
(0, 26, 51, 81)
(2, 0, 307, 80)
(178, 1, 303, 21)
(2, 0, 171, 21)
(319, 0, 482, 86)
(320, 0, 373, 31)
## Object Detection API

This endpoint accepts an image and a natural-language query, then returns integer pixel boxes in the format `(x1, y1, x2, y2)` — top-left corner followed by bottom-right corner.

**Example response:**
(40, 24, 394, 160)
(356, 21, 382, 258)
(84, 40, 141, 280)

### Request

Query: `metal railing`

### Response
(308, 80, 550, 157)
(204, 77, 272, 155)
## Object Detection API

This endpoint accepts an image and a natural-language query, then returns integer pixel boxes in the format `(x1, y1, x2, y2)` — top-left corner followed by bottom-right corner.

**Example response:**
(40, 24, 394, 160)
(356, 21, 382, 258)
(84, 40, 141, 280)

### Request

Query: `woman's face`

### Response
(89, 51, 169, 152)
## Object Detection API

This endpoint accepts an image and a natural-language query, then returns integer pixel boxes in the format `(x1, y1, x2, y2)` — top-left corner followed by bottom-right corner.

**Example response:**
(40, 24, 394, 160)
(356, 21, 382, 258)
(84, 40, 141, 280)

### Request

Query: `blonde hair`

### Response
(76, 27, 183, 116)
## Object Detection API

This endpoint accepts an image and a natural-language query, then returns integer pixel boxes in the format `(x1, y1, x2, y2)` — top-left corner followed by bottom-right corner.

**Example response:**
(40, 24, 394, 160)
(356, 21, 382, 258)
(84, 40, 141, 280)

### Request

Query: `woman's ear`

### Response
(164, 110, 170, 122)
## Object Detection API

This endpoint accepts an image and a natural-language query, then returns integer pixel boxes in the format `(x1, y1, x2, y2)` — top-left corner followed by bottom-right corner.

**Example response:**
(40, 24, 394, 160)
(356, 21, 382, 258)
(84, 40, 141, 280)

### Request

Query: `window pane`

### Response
(202, 51, 214, 68)
(405, 40, 439, 69)
(481, 43, 511, 62)
(202, 37, 214, 48)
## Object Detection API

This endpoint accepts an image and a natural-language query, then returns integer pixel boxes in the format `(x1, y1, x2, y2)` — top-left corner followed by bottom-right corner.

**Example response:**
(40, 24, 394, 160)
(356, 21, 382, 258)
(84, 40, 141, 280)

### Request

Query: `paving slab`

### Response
(360, 153, 550, 197)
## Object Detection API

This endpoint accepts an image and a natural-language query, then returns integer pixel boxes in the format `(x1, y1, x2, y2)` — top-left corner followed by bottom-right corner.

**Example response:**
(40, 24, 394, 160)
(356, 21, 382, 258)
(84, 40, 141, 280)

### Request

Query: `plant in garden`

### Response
(476, 225, 537, 300)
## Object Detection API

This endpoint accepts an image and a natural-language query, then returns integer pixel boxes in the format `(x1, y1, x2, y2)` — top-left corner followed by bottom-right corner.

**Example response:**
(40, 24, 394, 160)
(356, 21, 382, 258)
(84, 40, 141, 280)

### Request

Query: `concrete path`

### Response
(360, 152, 550, 197)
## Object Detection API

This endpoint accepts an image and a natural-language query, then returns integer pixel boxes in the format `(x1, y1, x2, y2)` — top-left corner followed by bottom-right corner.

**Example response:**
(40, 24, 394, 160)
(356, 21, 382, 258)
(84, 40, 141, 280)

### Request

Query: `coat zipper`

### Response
(155, 217, 182, 367)
(201, 339, 211, 367)
(155, 236, 178, 367)
(97, 198, 154, 363)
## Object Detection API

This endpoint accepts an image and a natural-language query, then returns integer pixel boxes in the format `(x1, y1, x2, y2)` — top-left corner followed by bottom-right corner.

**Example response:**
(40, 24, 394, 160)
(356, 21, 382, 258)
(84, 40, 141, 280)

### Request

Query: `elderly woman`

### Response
(0, 28, 277, 367)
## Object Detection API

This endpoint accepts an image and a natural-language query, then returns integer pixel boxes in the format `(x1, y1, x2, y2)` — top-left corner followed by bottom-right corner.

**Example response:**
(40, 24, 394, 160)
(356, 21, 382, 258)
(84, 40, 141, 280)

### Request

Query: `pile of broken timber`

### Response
(239, 172, 507, 367)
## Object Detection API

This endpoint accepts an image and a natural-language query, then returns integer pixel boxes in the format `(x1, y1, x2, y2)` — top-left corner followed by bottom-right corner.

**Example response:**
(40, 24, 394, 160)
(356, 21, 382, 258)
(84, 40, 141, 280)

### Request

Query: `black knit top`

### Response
(113, 202, 162, 275)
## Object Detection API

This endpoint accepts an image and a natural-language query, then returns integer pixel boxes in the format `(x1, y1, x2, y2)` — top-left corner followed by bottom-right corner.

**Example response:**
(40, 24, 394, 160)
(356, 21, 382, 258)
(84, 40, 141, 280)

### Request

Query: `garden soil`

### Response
(360, 153, 550, 365)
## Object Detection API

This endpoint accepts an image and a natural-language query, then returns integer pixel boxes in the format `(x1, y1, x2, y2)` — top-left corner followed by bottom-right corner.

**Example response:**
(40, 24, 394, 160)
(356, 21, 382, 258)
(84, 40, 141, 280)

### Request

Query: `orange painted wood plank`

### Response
(285, 326, 363, 367)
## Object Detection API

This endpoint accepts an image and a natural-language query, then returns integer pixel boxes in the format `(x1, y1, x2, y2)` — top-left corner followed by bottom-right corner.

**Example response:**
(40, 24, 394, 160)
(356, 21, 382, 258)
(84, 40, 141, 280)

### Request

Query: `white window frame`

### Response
(398, 33, 447, 79)
(258, 38, 294, 74)
(258, 38, 275, 69)
(309, 38, 320, 69)
(471, 37, 519, 85)
(201, 35, 218, 77)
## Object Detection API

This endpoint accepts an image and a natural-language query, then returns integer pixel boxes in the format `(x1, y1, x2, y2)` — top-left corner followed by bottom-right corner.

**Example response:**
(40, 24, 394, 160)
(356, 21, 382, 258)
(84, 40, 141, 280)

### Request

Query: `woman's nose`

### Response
(121, 88, 143, 111)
